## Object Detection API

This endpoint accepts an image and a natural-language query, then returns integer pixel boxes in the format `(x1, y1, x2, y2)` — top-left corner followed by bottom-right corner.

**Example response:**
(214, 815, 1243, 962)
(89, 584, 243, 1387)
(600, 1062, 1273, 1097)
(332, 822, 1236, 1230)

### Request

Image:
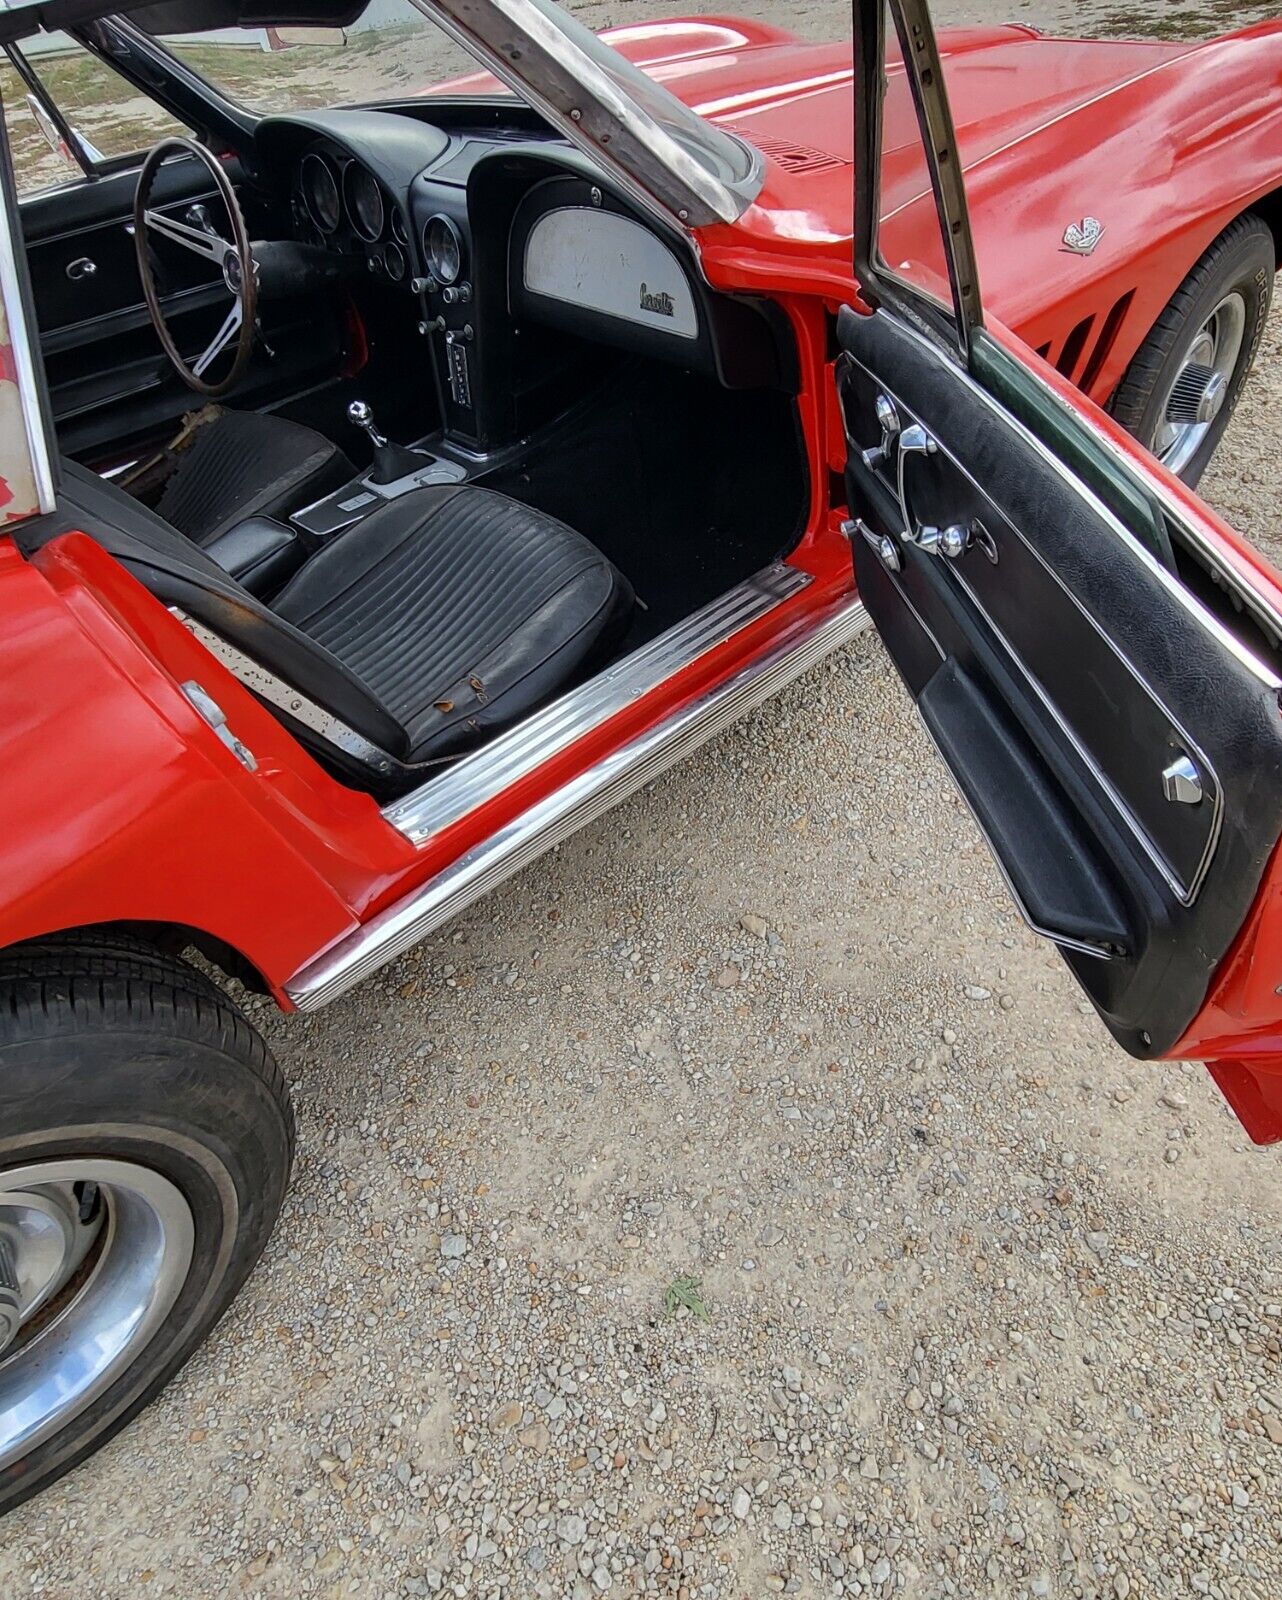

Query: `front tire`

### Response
(0, 933, 293, 1515)
(1109, 213, 1275, 487)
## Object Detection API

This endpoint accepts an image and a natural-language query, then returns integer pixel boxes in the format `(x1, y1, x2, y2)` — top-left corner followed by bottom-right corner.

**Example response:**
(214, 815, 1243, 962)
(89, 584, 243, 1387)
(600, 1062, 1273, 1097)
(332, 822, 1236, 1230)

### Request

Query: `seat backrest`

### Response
(21, 460, 410, 762)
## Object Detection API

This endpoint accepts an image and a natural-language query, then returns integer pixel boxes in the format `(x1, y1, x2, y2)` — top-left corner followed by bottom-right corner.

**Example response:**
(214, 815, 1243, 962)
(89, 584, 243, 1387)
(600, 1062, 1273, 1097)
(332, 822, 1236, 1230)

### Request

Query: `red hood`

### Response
(433, 16, 1282, 332)
(434, 17, 1190, 218)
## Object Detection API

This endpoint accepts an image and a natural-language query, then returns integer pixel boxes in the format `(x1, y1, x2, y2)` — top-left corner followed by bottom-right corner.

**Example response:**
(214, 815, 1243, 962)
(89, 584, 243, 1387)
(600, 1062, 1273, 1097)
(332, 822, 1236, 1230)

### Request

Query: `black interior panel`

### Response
(840, 304, 1282, 1057)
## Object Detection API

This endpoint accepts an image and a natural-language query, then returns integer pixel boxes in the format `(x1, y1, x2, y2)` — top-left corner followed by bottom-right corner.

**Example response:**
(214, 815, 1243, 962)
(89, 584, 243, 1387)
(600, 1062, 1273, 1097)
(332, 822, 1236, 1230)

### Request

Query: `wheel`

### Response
(0, 933, 293, 1515)
(1109, 213, 1275, 486)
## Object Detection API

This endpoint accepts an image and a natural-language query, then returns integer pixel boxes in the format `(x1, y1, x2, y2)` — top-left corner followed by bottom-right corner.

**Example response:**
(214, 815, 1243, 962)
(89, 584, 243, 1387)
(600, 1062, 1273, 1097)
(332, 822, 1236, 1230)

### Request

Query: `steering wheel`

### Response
(134, 137, 258, 398)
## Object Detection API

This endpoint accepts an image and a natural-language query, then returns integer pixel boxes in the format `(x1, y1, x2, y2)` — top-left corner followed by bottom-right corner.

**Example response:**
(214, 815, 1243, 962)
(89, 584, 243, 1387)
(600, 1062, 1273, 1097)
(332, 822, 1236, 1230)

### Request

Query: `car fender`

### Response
(0, 535, 385, 1001)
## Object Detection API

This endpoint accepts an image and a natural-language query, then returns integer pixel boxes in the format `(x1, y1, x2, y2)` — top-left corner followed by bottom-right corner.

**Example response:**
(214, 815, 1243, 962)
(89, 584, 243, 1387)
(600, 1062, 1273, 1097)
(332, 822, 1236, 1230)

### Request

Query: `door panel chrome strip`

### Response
(383, 562, 812, 845)
(287, 594, 870, 1010)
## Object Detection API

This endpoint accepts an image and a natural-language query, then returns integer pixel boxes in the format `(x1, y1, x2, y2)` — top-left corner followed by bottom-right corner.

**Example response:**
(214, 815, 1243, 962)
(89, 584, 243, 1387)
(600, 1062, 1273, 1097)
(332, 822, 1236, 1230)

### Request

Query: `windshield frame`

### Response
(402, 0, 762, 228)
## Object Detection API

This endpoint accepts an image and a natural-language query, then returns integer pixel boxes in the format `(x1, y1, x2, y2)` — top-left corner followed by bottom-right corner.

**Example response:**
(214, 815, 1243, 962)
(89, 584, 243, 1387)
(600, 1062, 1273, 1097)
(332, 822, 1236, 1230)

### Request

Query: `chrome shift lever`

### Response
(347, 399, 388, 452)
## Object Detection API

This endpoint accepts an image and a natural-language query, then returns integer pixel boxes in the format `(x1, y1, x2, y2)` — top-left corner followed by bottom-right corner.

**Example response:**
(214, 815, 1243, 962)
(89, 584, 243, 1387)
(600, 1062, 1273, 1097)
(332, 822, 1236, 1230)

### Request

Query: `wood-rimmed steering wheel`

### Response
(134, 137, 258, 398)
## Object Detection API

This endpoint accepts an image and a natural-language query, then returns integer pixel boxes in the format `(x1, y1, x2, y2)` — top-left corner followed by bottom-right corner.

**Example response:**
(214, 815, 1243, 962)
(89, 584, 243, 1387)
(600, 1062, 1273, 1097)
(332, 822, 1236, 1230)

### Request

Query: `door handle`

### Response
(894, 423, 997, 564)
(65, 256, 97, 282)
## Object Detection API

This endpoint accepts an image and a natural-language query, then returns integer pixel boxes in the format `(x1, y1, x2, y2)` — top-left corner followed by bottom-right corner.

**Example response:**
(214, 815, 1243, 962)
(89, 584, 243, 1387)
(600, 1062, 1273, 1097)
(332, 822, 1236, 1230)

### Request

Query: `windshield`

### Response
(146, 0, 481, 114)
(145, 0, 761, 226)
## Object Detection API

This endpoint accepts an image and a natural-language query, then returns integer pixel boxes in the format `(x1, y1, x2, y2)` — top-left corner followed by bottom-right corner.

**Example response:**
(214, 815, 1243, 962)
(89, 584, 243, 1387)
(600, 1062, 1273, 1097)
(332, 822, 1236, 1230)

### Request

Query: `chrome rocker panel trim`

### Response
(385, 561, 812, 845)
(286, 592, 871, 1010)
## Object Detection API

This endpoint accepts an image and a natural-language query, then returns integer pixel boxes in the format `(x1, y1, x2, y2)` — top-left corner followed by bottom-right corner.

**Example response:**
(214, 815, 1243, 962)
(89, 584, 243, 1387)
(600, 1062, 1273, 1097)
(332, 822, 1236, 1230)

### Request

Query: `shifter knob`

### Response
(347, 399, 388, 451)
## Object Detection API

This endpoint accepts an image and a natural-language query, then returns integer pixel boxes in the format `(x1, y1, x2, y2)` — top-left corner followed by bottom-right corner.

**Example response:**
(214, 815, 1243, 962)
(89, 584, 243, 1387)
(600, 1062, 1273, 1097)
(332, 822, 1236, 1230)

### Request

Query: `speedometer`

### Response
(343, 162, 385, 242)
(424, 213, 463, 286)
(300, 152, 340, 234)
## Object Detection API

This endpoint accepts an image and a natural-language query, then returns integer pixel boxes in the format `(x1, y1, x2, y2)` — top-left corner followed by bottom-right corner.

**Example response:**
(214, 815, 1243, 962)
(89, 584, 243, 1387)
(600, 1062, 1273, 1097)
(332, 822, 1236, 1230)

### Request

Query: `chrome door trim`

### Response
(286, 593, 871, 1010)
(383, 561, 812, 845)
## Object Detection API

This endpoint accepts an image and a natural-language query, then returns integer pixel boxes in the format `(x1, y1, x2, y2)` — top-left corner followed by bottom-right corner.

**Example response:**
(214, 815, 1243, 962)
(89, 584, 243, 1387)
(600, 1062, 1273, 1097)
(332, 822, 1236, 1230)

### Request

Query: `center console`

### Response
(289, 397, 469, 540)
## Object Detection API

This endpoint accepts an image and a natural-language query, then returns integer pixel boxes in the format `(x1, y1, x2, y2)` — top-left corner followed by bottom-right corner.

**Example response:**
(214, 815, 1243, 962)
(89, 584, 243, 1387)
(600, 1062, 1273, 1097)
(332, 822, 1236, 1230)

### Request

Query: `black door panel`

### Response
(23, 156, 223, 334)
(840, 304, 1282, 1056)
(22, 154, 344, 459)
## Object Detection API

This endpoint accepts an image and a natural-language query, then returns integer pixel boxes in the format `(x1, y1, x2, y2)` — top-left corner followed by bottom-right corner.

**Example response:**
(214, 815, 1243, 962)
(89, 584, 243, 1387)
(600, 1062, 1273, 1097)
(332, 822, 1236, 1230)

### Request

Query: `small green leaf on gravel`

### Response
(664, 1273, 710, 1323)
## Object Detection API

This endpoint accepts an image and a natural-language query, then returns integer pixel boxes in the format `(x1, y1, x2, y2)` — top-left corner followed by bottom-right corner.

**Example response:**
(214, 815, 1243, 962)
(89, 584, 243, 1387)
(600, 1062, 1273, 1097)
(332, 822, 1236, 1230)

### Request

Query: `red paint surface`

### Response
(6, 15, 1282, 1143)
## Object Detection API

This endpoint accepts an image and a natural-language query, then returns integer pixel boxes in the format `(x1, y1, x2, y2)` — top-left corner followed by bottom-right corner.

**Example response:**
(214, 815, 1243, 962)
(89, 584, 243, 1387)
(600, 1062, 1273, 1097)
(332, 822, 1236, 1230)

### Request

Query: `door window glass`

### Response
(1, 36, 187, 198)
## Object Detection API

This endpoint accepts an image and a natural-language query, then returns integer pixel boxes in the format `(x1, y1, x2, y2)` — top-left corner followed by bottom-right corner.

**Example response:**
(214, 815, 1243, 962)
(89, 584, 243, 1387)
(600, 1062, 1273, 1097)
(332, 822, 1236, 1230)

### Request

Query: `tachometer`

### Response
(424, 213, 463, 286)
(300, 152, 340, 235)
(343, 162, 385, 242)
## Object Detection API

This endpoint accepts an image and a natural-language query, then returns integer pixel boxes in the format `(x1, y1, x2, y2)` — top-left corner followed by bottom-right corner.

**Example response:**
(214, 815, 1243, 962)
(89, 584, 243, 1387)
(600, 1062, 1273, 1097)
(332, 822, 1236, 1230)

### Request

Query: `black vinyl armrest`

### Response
(203, 516, 304, 598)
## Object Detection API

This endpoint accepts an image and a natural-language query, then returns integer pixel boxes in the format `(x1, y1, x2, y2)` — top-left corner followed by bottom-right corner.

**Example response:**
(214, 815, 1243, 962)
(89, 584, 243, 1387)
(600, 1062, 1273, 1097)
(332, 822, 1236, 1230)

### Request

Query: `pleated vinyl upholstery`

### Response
(273, 484, 632, 759)
(157, 410, 353, 545)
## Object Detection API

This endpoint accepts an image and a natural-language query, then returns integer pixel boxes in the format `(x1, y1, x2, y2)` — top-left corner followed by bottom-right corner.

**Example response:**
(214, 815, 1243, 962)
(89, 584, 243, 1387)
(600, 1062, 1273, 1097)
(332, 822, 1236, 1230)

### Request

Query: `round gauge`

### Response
(343, 161, 385, 242)
(390, 208, 408, 246)
(424, 213, 463, 286)
(300, 152, 340, 235)
(383, 241, 406, 283)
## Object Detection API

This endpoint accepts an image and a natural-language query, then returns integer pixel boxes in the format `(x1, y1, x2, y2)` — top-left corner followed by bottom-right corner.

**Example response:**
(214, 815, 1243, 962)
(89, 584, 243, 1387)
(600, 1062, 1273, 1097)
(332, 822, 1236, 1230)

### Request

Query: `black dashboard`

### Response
(253, 106, 792, 452)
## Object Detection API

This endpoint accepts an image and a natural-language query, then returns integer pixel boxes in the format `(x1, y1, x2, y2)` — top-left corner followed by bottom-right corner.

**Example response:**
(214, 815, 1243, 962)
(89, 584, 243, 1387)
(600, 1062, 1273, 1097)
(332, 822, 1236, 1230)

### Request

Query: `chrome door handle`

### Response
(893, 423, 991, 562)
(860, 391, 901, 469)
(65, 256, 97, 281)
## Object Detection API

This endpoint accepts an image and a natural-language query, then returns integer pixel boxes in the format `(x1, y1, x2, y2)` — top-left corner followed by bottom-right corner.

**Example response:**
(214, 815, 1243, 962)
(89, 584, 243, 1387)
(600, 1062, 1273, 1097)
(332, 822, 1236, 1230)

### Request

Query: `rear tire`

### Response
(1109, 213, 1275, 487)
(0, 932, 292, 1515)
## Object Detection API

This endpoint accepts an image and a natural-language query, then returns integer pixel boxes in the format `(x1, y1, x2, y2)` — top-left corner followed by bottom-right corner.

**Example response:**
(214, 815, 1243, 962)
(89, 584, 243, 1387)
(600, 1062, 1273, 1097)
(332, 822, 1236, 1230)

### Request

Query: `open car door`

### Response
(841, 0, 1282, 1144)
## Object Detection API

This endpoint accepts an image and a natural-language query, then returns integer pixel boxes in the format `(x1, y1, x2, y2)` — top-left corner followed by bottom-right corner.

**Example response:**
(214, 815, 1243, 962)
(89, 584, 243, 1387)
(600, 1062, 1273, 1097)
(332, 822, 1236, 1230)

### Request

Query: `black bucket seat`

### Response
(42, 456, 633, 790)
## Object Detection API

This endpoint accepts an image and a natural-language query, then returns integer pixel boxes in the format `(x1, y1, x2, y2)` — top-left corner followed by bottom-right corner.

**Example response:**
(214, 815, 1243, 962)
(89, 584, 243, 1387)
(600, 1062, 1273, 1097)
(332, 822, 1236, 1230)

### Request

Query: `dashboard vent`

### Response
(723, 127, 847, 175)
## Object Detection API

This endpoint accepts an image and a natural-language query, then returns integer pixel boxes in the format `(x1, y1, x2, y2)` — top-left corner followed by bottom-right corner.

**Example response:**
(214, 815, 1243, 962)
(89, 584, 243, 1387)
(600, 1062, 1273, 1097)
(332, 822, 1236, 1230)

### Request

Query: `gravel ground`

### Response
(5, 2, 1282, 1596)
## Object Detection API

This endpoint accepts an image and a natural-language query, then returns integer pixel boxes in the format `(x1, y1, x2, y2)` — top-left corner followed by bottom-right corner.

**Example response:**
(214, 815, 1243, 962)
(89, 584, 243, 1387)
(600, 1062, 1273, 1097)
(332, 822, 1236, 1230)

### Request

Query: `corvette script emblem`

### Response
(639, 283, 675, 317)
(1061, 217, 1105, 256)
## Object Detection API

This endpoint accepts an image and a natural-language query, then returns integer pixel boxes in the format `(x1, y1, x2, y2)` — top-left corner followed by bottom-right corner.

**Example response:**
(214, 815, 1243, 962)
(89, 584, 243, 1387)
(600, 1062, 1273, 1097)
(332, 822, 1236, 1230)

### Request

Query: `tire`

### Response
(1109, 213, 1275, 487)
(0, 932, 293, 1515)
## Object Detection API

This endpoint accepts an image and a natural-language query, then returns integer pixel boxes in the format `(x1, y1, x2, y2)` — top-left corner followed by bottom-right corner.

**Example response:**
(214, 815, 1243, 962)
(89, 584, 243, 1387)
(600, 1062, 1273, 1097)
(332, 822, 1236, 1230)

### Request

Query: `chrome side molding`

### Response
(286, 593, 871, 1010)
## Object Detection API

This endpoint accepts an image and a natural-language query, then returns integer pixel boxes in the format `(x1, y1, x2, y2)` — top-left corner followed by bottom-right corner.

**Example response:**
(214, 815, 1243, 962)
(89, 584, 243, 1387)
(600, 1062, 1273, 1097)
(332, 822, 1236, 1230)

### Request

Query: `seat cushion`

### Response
(156, 410, 353, 546)
(273, 483, 633, 761)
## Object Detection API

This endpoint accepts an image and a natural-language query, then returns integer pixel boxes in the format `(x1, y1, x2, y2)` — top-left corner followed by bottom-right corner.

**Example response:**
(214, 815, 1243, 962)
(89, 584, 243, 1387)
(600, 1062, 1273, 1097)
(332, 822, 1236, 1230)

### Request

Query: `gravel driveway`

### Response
(5, 2, 1282, 1596)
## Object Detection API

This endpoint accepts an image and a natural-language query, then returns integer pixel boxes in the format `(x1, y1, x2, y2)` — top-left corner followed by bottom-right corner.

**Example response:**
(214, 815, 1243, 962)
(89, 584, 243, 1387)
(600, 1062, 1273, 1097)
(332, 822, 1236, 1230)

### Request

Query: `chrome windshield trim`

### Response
(384, 562, 812, 845)
(406, 0, 763, 228)
(288, 593, 870, 1010)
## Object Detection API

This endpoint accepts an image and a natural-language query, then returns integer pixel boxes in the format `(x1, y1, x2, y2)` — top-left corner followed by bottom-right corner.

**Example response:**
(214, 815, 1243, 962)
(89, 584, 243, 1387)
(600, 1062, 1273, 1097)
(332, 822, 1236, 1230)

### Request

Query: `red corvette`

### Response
(2, 0, 1282, 1509)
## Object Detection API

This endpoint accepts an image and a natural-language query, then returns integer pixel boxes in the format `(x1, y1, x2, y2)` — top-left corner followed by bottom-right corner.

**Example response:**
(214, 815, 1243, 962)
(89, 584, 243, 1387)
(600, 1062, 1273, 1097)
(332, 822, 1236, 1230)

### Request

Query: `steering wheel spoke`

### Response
(134, 137, 258, 398)
(143, 207, 231, 265)
(193, 300, 243, 378)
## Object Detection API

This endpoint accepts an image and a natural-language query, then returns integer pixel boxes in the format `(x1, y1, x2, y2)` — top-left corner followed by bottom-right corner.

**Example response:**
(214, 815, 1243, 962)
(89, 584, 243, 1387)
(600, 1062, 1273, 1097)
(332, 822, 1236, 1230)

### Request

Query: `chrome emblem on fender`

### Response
(1061, 217, 1105, 256)
(639, 283, 675, 317)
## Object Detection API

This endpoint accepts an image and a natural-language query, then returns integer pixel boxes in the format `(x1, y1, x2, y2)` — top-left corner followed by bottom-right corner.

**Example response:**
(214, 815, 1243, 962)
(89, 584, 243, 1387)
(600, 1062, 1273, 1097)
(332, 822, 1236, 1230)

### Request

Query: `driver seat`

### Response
(152, 410, 354, 546)
(46, 458, 634, 791)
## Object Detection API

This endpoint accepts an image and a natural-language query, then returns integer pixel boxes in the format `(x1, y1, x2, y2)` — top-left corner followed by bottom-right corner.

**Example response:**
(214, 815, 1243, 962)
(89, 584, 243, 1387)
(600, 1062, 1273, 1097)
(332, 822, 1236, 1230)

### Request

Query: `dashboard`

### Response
(253, 106, 790, 450)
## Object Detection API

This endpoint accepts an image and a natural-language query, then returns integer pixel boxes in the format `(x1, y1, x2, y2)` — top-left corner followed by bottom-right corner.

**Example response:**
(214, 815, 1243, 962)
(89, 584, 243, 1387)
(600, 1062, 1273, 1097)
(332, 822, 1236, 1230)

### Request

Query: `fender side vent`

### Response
(1079, 289, 1136, 396)
(1056, 313, 1097, 381)
(724, 127, 847, 174)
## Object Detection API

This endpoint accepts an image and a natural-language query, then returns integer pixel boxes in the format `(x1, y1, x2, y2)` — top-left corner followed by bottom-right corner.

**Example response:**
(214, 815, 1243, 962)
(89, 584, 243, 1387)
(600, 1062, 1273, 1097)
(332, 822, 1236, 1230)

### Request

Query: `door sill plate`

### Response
(286, 590, 870, 1010)
(384, 562, 812, 846)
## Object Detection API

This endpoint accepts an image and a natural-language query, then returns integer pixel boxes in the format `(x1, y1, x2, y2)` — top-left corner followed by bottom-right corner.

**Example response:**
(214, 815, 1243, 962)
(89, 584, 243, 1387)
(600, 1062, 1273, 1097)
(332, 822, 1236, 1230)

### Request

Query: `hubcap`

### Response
(0, 1160, 193, 1470)
(1152, 292, 1247, 476)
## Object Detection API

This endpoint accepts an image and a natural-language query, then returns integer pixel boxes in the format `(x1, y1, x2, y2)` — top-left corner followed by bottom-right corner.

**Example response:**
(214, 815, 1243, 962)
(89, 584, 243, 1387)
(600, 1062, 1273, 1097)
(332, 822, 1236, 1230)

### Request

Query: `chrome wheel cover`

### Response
(0, 1159, 193, 1469)
(1151, 291, 1247, 476)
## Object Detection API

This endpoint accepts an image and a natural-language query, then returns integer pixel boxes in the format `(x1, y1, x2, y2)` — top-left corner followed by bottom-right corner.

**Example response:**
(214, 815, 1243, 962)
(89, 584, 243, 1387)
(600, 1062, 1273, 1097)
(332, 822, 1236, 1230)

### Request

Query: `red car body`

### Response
(5, 15, 1282, 1142)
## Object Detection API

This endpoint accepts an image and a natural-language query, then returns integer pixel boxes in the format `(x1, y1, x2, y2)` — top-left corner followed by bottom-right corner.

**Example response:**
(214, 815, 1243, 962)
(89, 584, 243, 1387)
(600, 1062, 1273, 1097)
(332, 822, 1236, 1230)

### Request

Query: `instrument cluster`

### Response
(297, 148, 409, 285)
